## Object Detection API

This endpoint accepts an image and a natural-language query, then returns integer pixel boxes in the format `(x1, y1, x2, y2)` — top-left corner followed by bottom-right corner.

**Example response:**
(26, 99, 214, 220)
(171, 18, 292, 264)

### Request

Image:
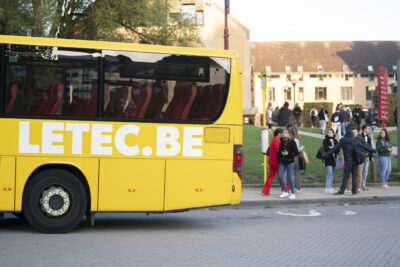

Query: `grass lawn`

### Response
(297, 127, 325, 134)
(243, 125, 400, 185)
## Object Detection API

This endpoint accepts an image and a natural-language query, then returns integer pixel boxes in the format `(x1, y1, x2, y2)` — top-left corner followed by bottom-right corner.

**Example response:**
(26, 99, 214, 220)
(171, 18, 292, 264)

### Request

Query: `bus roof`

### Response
(0, 35, 238, 59)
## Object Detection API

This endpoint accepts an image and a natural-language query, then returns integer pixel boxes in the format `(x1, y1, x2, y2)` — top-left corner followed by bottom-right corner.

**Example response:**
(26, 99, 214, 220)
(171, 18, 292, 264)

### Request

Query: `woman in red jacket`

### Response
(262, 128, 287, 195)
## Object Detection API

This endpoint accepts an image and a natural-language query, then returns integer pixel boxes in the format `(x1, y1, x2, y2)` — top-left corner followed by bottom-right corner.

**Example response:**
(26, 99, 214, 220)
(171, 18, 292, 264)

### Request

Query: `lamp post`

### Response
(224, 0, 229, 50)
(291, 79, 297, 108)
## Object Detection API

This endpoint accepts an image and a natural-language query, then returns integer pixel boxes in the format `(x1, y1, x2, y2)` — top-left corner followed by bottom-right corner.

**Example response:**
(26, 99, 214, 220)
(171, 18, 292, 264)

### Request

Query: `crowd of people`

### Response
(262, 101, 396, 199)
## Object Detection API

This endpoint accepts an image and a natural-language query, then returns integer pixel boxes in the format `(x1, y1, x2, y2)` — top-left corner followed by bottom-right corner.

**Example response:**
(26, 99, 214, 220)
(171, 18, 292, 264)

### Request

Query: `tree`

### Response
(0, 0, 199, 46)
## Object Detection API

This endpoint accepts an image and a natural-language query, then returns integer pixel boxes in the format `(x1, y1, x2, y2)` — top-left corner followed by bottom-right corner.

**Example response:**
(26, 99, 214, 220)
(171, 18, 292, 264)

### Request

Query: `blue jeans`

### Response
(342, 121, 348, 136)
(278, 162, 295, 193)
(292, 116, 301, 127)
(325, 166, 335, 189)
(362, 158, 370, 187)
(369, 125, 375, 142)
(378, 156, 391, 184)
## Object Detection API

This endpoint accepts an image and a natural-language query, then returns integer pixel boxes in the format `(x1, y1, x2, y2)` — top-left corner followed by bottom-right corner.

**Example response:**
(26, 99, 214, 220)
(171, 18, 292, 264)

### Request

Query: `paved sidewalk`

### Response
(239, 186, 400, 208)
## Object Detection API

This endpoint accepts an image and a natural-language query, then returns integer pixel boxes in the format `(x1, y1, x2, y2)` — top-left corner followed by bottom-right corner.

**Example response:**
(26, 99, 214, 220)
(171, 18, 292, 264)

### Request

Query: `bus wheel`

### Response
(23, 169, 87, 233)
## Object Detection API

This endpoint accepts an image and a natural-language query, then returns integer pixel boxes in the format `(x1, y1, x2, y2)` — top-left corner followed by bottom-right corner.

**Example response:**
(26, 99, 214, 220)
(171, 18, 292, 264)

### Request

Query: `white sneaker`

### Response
(382, 184, 390, 189)
(325, 188, 336, 194)
(279, 192, 289, 198)
(288, 194, 296, 200)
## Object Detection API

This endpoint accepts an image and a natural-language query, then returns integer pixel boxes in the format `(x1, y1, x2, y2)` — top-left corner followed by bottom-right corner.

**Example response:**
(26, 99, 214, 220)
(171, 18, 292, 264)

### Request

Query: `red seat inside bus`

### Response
(188, 85, 211, 120)
(204, 84, 225, 119)
(105, 86, 129, 117)
(145, 85, 167, 119)
(164, 83, 197, 120)
(6, 83, 18, 114)
(29, 83, 64, 115)
(125, 83, 152, 119)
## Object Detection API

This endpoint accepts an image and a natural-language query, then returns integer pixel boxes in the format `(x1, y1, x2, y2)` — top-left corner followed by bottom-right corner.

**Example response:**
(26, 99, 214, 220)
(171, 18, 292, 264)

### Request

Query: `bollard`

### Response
(371, 157, 377, 183)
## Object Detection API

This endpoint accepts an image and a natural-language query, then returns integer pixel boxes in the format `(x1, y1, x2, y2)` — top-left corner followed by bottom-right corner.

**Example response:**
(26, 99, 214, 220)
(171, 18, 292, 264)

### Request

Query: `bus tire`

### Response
(23, 169, 87, 233)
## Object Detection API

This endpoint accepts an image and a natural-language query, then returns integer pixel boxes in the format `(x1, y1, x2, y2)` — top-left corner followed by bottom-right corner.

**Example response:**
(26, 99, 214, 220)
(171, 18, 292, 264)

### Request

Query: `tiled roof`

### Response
(251, 41, 400, 73)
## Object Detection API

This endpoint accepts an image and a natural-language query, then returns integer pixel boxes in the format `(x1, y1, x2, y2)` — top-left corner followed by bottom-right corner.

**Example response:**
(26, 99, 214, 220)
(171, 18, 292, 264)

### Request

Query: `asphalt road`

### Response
(1, 203, 400, 267)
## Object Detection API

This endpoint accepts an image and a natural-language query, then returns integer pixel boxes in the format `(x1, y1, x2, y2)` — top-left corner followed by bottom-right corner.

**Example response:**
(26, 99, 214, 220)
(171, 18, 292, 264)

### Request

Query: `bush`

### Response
(302, 102, 334, 127)
(373, 93, 398, 126)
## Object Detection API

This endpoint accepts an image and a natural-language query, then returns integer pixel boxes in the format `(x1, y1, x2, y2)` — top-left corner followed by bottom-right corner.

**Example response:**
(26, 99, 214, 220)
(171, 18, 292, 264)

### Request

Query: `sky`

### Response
(214, 0, 400, 41)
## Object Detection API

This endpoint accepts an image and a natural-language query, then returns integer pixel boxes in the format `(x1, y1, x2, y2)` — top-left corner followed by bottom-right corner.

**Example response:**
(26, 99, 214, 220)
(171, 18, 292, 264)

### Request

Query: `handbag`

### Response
(316, 145, 326, 160)
(299, 152, 306, 170)
(335, 157, 344, 170)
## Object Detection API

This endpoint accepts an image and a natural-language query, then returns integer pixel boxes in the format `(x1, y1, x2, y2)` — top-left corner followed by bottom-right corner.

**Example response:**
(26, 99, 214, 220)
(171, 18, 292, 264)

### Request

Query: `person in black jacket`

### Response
(339, 106, 349, 136)
(323, 129, 339, 193)
(318, 106, 329, 134)
(353, 105, 362, 131)
(360, 124, 373, 190)
(325, 127, 376, 195)
(292, 103, 302, 127)
(278, 102, 291, 126)
(277, 128, 299, 199)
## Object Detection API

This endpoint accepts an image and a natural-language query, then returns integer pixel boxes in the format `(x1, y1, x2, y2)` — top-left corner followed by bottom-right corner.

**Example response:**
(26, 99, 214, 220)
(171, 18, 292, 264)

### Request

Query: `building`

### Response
(249, 41, 400, 125)
(179, 0, 252, 116)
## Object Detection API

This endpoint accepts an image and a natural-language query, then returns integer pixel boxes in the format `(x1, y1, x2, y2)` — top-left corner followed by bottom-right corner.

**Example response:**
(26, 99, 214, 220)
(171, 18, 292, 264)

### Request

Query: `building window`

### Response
(369, 74, 374, 81)
(266, 87, 275, 101)
(286, 74, 291, 81)
(182, 4, 196, 24)
(310, 74, 317, 78)
(299, 74, 303, 81)
(342, 65, 349, 71)
(368, 65, 374, 72)
(317, 65, 323, 72)
(297, 66, 303, 72)
(196, 11, 204, 25)
(271, 74, 280, 79)
(366, 86, 376, 101)
(284, 87, 292, 101)
(319, 74, 324, 81)
(341, 87, 352, 100)
(266, 66, 272, 72)
(298, 87, 304, 101)
(393, 65, 398, 72)
(360, 73, 369, 78)
(285, 66, 291, 72)
(344, 74, 354, 81)
(315, 87, 327, 100)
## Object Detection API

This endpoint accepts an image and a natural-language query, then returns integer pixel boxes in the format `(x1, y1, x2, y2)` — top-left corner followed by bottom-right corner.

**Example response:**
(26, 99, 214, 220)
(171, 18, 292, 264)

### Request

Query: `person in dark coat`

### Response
(352, 105, 362, 131)
(325, 127, 376, 195)
(277, 128, 299, 199)
(360, 124, 373, 190)
(292, 103, 302, 127)
(323, 129, 338, 193)
(278, 102, 291, 127)
(318, 106, 329, 134)
(339, 106, 349, 136)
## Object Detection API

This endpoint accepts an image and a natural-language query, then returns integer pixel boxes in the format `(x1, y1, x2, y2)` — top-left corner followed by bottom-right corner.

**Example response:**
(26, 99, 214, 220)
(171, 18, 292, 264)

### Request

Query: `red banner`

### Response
(378, 66, 389, 121)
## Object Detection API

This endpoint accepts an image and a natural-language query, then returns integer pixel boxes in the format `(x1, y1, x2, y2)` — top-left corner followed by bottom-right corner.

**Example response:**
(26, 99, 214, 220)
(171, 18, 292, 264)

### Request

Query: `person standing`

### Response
(262, 128, 289, 195)
(277, 128, 299, 199)
(318, 106, 329, 134)
(331, 108, 342, 139)
(346, 128, 364, 193)
(310, 106, 318, 128)
(266, 102, 274, 132)
(376, 129, 392, 189)
(366, 108, 377, 142)
(353, 105, 362, 131)
(323, 129, 338, 193)
(360, 124, 373, 190)
(292, 103, 302, 127)
(325, 128, 375, 195)
(339, 106, 349, 136)
(278, 102, 291, 127)
(290, 126, 303, 192)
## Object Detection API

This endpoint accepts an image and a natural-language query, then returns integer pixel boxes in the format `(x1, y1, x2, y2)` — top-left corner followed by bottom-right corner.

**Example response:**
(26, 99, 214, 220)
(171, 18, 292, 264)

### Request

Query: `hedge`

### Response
(373, 93, 398, 127)
(302, 102, 334, 127)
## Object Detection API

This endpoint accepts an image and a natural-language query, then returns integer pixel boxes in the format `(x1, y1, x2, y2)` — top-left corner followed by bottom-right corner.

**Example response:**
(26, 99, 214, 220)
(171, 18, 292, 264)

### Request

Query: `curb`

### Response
(242, 182, 400, 189)
(236, 195, 400, 208)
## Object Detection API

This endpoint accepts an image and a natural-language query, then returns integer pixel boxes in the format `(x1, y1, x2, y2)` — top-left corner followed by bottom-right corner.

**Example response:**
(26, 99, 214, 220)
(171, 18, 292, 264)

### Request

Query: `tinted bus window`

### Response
(103, 50, 230, 121)
(4, 45, 99, 116)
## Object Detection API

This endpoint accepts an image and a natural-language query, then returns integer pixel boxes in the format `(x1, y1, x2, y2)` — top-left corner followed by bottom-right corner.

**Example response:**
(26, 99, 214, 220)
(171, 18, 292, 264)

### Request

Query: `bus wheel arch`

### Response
(22, 164, 91, 233)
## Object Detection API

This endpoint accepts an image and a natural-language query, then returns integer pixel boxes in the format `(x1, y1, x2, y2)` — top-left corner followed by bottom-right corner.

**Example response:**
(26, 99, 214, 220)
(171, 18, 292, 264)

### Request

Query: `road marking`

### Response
(276, 210, 322, 217)
(344, 210, 357, 216)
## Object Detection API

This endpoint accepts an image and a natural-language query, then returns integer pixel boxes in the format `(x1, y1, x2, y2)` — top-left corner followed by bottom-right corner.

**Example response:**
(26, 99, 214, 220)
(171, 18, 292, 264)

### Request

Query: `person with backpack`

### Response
(310, 107, 318, 128)
(318, 106, 329, 135)
(376, 129, 392, 189)
(323, 129, 339, 193)
(277, 128, 299, 199)
(346, 128, 364, 193)
(331, 108, 342, 139)
(325, 127, 375, 195)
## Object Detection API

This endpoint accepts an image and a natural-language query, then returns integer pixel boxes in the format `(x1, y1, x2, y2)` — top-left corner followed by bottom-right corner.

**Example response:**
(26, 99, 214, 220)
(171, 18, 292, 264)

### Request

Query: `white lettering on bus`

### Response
(42, 122, 64, 154)
(115, 125, 140, 156)
(18, 121, 40, 153)
(91, 124, 113, 155)
(18, 121, 203, 157)
(156, 126, 181, 156)
(183, 127, 203, 157)
(66, 123, 90, 154)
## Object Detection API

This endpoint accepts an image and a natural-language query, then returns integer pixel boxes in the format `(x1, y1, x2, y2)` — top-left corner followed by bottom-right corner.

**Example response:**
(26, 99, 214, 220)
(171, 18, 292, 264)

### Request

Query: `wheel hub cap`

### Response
(40, 187, 70, 217)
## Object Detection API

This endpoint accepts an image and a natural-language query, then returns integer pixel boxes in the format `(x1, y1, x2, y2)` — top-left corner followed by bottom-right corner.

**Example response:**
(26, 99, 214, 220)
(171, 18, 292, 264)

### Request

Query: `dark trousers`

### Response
(339, 160, 358, 194)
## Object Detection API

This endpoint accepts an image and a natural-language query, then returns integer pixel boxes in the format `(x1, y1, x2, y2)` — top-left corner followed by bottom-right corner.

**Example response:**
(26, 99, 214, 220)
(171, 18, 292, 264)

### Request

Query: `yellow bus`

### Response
(0, 35, 243, 233)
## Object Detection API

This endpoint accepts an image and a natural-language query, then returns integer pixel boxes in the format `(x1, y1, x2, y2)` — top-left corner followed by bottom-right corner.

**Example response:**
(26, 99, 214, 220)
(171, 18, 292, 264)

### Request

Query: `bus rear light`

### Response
(233, 145, 243, 180)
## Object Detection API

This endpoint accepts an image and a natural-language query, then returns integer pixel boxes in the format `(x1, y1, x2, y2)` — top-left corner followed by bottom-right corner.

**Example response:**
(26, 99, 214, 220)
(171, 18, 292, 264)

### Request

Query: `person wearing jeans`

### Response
(360, 125, 373, 190)
(376, 129, 392, 189)
(323, 129, 338, 193)
(276, 128, 299, 199)
(318, 106, 329, 135)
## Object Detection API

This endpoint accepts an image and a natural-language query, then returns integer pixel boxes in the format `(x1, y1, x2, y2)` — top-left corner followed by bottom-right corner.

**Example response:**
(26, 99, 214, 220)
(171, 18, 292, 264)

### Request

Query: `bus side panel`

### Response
(164, 159, 232, 210)
(232, 126, 243, 205)
(98, 158, 165, 211)
(15, 157, 99, 212)
(0, 156, 15, 211)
